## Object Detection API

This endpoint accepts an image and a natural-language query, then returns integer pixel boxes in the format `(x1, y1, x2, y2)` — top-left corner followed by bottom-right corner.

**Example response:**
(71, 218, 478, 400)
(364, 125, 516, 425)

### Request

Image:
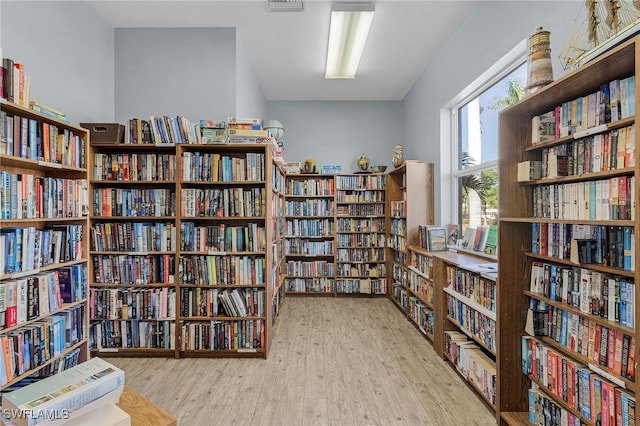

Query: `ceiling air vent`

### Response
(266, 0, 304, 12)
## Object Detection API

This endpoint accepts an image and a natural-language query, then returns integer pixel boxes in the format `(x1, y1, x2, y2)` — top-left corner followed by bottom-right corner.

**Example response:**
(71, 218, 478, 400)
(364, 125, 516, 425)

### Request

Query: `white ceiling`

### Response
(87, 0, 478, 101)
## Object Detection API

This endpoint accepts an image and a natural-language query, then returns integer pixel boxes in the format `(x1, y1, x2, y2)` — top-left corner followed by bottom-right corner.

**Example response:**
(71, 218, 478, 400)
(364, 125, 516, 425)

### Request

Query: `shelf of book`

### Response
(497, 35, 639, 425)
(284, 174, 336, 296)
(88, 141, 179, 358)
(386, 161, 434, 315)
(335, 173, 387, 296)
(0, 100, 90, 391)
(177, 143, 280, 357)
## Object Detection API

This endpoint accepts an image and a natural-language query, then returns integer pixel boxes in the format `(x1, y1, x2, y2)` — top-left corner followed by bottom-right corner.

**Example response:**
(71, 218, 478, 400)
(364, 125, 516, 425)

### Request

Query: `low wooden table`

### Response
(117, 386, 177, 426)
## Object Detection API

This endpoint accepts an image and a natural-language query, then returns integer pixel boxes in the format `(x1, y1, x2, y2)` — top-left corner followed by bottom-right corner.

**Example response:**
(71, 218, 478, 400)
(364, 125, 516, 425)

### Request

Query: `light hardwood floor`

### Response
(109, 297, 497, 426)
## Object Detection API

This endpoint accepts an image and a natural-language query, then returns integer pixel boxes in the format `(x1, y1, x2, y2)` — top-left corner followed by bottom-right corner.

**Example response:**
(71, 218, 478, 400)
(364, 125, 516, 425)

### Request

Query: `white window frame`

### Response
(439, 39, 527, 228)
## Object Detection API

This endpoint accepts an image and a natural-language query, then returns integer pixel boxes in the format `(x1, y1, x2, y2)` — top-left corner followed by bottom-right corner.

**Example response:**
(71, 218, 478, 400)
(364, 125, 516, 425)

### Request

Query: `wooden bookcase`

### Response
(433, 249, 497, 411)
(88, 142, 178, 357)
(406, 246, 435, 340)
(0, 100, 90, 389)
(335, 173, 387, 295)
(269, 160, 286, 330)
(386, 161, 434, 313)
(177, 143, 278, 358)
(283, 174, 336, 296)
(498, 36, 639, 425)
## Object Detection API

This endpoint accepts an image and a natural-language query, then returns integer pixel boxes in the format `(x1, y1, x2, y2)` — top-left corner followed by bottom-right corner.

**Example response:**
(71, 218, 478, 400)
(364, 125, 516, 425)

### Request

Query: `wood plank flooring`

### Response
(109, 297, 497, 425)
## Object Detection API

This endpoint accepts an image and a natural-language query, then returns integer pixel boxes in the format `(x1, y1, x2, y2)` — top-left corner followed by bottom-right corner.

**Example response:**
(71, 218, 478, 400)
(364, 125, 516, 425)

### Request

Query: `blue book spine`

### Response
(28, 119, 38, 160)
(14, 227, 22, 272)
(1, 170, 9, 219)
(4, 229, 16, 274)
(620, 281, 628, 328)
(623, 226, 632, 270)
(560, 310, 568, 346)
(579, 368, 591, 419)
(550, 265, 557, 301)
(628, 75, 636, 117)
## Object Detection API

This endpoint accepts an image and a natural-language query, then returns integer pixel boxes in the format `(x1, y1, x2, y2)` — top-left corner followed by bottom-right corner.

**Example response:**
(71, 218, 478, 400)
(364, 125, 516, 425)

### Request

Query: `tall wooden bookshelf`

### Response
(283, 174, 336, 295)
(88, 142, 178, 357)
(386, 161, 434, 313)
(269, 160, 286, 333)
(498, 36, 640, 425)
(335, 173, 387, 295)
(177, 143, 277, 357)
(0, 100, 90, 390)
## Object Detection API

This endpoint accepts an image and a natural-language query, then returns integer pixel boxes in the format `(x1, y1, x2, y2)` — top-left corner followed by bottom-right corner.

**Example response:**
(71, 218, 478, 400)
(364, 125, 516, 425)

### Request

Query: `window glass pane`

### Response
(458, 168, 499, 234)
(458, 62, 527, 170)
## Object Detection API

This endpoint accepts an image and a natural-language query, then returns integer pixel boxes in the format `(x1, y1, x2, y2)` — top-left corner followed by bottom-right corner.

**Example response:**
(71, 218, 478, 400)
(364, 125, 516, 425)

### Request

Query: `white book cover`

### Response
(2, 357, 125, 426)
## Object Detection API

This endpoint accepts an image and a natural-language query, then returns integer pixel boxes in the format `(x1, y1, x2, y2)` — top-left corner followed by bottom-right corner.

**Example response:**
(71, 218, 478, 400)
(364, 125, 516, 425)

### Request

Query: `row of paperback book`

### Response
(528, 299, 636, 380)
(124, 116, 270, 145)
(0, 111, 84, 167)
(444, 331, 496, 405)
(335, 203, 384, 216)
(286, 260, 335, 277)
(93, 152, 175, 181)
(458, 225, 498, 255)
(0, 225, 83, 275)
(93, 187, 176, 217)
(390, 217, 406, 236)
(335, 278, 386, 294)
(390, 200, 406, 217)
(181, 187, 266, 218)
(530, 261, 635, 329)
(336, 233, 385, 248)
(90, 319, 175, 350)
(532, 176, 634, 221)
(336, 190, 385, 203)
(286, 177, 335, 196)
(538, 124, 635, 180)
(532, 223, 634, 271)
(92, 254, 175, 285)
(287, 218, 335, 237)
(0, 304, 86, 386)
(180, 287, 265, 318)
(285, 199, 333, 217)
(180, 319, 264, 351)
(532, 75, 636, 143)
(181, 152, 265, 182)
(0, 347, 81, 397)
(336, 175, 385, 190)
(336, 217, 385, 233)
(446, 295, 496, 352)
(523, 336, 636, 425)
(285, 239, 334, 256)
(90, 287, 176, 320)
(178, 255, 265, 286)
(0, 266, 86, 330)
(336, 247, 386, 262)
(285, 278, 334, 293)
(393, 263, 407, 286)
(0, 173, 88, 220)
(180, 222, 266, 253)
(1, 58, 31, 111)
(445, 265, 496, 312)
(408, 268, 434, 305)
(90, 221, 176, 252)
(336, 262, 385, 277)
(409, 298, 434, 335)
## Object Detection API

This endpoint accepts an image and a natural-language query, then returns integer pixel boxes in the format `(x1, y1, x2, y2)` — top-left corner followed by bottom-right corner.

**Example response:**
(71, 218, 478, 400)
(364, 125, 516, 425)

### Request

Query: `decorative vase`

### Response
(392, 144, 403, 167)
(525, 27, 554, 94)
(357, 153, 370, 172)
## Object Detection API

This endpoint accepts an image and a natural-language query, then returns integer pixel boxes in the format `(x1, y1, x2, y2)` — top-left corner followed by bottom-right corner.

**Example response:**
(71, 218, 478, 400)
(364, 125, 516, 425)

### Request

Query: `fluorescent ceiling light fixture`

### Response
(325, 2, 375, 79)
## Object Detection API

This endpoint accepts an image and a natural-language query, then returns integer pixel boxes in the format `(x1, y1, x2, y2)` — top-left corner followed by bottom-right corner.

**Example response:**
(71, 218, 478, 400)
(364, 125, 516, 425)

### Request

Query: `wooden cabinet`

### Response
(497, 36, 639, 425)
(0, 100, 90, 389)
